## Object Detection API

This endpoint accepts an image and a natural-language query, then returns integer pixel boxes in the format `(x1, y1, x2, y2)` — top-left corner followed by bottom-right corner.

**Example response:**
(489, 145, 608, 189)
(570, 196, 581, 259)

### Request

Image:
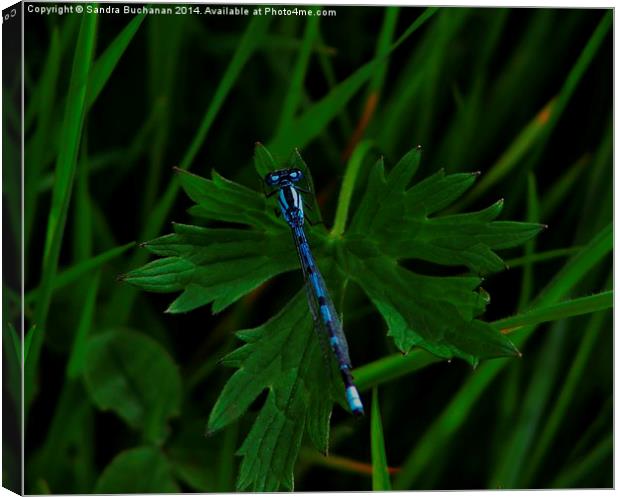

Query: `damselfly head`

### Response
(265, 168, 303, 186)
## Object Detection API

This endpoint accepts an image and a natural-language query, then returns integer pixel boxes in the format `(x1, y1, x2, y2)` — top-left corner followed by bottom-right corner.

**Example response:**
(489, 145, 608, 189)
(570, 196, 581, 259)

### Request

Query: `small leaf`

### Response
(254, 141, 280, 177)
(95, 446, 179, 493)
(371, 388, 391, 490)
(83, 329, 182, 444)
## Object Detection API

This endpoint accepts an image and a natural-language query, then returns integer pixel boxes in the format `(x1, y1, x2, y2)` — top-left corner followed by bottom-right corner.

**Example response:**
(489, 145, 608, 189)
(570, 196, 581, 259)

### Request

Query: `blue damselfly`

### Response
(264, 167, 364, 416)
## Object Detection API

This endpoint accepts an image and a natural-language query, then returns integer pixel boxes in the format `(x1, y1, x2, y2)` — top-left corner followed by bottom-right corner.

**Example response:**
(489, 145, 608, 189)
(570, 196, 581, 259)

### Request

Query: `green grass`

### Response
(10, 7, 612, 493)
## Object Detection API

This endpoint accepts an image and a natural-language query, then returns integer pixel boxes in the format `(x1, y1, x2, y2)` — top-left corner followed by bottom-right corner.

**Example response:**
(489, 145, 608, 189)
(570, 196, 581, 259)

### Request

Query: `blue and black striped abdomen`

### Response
(293, 226, 364, 416)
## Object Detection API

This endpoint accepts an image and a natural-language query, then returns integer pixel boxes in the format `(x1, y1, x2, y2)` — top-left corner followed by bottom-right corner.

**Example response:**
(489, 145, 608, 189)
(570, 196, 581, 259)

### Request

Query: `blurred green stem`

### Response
(331, 140, 374, 236)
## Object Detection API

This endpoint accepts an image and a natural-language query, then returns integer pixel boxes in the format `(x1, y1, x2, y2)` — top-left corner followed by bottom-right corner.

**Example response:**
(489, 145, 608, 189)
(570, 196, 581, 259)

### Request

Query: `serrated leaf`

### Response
(95, 446, 179, 493)
(350, 157, 544, 273)
(124, 223, 298, 313)
(83, 329, 182, 444)
(208, 291, 336, 491)
(126, 143, 541, 490)
(176, 168, 275, 229)
(343, 248, 518, 363)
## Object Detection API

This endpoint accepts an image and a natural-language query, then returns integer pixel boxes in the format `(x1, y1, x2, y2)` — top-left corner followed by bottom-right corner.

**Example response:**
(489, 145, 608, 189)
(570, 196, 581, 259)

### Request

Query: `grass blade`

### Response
(142, 16, 270, 239)
(24, 324, 36, 363)
(451, 98, 554, 211)
(341, 8, 399, 160)
(523, 11, 611, 172)
(72, 138, 93, 261)
(109, 17, 271, 324)
(355, 351, 439, 392)
(275, 16, 319, 135)
(371, 388, 391, 490)
(493, 291, 612, 332)
(520, 286, 610, 485)
(489, 324, 564, 488)
(268, 8, 437, 156)
(551, 435, 612, 488)
(25, 242, 134, 305)
(141, 17, 185, 218)
(540, 154, 589, 219)
(518, 173, 540, 308)
(66, 271, 101, 379)
(504, 246, 582, 268)
(85, 13, 146, 107)
(24, 28, 61, 249)
(26, 12, 98, 407)
(331, 140, 375, 236)
(393, 223, 612, 489)
(369, 8, 399, 94)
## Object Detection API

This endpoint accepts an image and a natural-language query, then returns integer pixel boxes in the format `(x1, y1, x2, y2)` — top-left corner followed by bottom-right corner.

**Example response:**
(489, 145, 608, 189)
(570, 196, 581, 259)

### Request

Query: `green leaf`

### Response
(175, 168, 275, 229)
(95, 446, 179, 493)
(123, 223, 297, 314)
(343, 249, 517, 363)
(83, 329, 182, 444)
(207, 290, 337, 491)
(371, 388, 391, 490)
(108, 15, 272, 326)
(127, 143, 541, 489)
(349, 158, 543, 274)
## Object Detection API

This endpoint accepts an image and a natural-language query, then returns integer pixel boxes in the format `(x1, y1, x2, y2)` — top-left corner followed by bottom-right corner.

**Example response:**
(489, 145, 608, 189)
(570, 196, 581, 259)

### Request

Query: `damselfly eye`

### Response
(289, 169, 303, 181)
(265, 173, 280, 185)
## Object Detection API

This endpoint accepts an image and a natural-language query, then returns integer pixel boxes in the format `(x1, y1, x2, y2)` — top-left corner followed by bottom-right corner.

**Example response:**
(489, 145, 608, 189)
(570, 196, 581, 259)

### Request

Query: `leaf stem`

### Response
(330, 140, 374, 237)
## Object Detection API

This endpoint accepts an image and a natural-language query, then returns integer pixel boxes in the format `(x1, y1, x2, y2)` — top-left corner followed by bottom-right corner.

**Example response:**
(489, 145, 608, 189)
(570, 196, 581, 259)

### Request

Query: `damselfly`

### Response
(264, 167, 364, 416)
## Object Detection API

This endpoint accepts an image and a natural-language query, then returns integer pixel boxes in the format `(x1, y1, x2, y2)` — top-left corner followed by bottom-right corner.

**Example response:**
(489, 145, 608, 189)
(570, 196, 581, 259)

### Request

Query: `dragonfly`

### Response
(264, 167, 364, 416)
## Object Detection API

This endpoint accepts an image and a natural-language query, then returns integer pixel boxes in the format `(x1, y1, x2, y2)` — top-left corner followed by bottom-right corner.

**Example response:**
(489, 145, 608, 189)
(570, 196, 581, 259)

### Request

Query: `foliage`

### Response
(9, 7, 612, 494)
(123, 142, 540, 490)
